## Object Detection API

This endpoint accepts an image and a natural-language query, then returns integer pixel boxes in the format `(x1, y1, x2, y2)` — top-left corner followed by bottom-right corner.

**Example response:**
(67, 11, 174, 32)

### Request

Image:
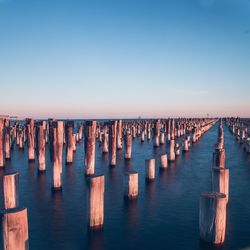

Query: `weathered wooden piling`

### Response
(117, 120, 122, 150)
(52, 121, 64, 190)
(109, 121, 117, 166)
(160, 131, 165, 145)
(4, 120, 11, 160)
(37, 122, 46, 171)
(145, 159, 155, 181)
(153, 120, 161, 147)
(0, 119, 4, 167)
(3, 172, 19, 209)
(66, 121, 74, 164)
(199, 192, 227, 244)
(125, 132, 132, 160)
(89, 175, 104, 229)
(102, 128, 109, 153)
(212, 167, 229, 203)
(169, 139, 176, 161)
(124, 171, 138, 199)
(27, 119, 35, 161)
(183, 138, 189, 152)
(213, 148, 226, 168)
(160, 154, 168, 169)
(84, 121, 96, 176)
(147, 123, 151, 140)
(1, 207, 29, 250)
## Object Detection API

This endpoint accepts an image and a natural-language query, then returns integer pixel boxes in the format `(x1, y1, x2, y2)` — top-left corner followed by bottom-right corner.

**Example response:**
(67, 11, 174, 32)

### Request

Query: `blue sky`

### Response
(0, 0, 249, 118)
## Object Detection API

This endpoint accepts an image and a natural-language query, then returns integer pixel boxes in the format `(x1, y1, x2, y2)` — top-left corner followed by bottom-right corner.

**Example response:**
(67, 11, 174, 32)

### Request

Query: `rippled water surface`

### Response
(1, 122, 250, 250)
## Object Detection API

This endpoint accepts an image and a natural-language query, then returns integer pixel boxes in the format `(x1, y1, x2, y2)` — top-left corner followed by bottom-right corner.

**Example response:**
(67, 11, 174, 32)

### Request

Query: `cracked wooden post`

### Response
(52, 121, 64, 190)
(78, 123, 83, 140)
(117, 120, 122, 150)
(37, 122, 46, 171)
(145, 159, 155, 181)
(4, 120, 11, 160)
(167, 119, 171, 141)
(212, 167, 229, 203)
(169, 139, 175, 161)
(3, 172, 19, 209)
(160, 154, 168, 169)
(125, 132, 132, 160)
(89, 175, 104, 229)
(109, 121, 117, 166)
(124, 171, 138, 199)
(66, 121, 74, 164)
(27, 119, 35, 161)
(199, 192, 227, 244)
(0, 119, 4, 168)
(1, 207, 29, 250)
(84, 121, 96, 176)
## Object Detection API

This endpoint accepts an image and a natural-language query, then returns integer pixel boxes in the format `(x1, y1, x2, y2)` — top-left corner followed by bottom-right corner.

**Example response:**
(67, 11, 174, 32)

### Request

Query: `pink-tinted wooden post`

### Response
(125, 132, 132, 160)
(160, 154, 168, 169)
(102, 128, 109, 153)
(109, 121, 117, 166)
(27, 119, 35, 161)
(212, 167, 229, 203)
(37, 122, 46, 171)
(66, 121, 74, 164)
(124, 171, 138, 199)
(145, 159, 155, 181)
(89, 175, 105, 229)
(84, 121, 96, 176)
(117, 120, 123, 150)
(3, 172, 19, 209)
(52, 121, 64, 190)
(199, 192, 227, 244)
(1, 207, 29, 250)
(4, 120, 11, 160)
(169, 139, 175, 161)
(0, 119, 4, 167)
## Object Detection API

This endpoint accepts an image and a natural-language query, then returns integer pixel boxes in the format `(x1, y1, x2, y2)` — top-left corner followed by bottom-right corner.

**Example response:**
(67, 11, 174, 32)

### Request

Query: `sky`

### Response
(0, 0, 249, 119)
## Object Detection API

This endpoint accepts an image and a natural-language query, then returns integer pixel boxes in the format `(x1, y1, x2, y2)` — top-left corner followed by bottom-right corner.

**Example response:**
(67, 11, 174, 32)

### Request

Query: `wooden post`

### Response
(199, 192, 227, 244)
(169, 139, 175, 161)
(84, 121, 96, 176)
(1, 207, 29, 250)
(109, 121, 117, 166)
(27, 119, 35, 161)
(147, 123, 151, 140)
(183, 138, 189, 152)
(117, 120, 122, 149)
(153, 120, 160, 147)
(125, 132, 132, 160)
(102, 128, 109, 153)
(160, 154, 168, 169)
(213, 148, 225, 168)
(37, 122, 46, 171)
(0, 119, 4, 167)
(89, 175, 104, 229)
(3, 172, 19, 209)
(212, 167, 229, 203)
(124, 171, 138, 199)
(52, 121, 64, 190)
(145, 159, 155, 181)
(160, 131, 165, 145)
(4, 120, 11, 160)
(66, 121, 74, 164)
